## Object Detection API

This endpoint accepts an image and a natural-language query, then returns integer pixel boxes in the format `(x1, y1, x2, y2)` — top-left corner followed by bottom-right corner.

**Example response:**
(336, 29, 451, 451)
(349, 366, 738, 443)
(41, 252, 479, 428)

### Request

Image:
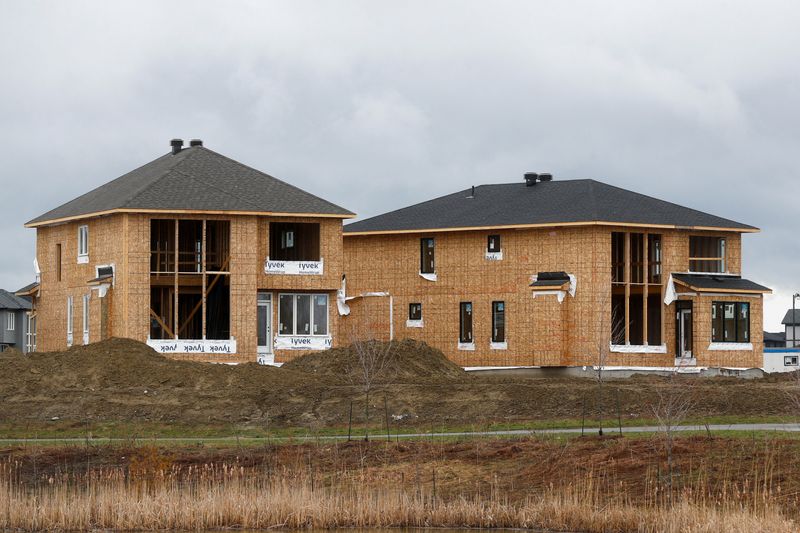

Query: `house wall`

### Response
(342, 225, 760, 368)
(35, 213, 345, 364)
(0, 309, 28, 348)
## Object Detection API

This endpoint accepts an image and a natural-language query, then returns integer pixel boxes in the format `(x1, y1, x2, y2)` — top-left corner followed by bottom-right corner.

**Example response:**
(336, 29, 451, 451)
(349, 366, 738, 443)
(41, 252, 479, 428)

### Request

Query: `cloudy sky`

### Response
(0, 1, 797, 329)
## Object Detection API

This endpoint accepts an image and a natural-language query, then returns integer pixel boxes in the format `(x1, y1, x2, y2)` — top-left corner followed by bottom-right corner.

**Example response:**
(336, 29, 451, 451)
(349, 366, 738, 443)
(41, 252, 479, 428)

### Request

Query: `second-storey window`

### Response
(78, 225, 89, 260)
(690, 236, 726, 273)
(279, 293, 328, 336)
(711, 302, 749, 343)
(420, 238, 435, 274)
(459, 302, 473, 343)
(492, 301, 505, 342)
(409, 303, 422, 321)
(487, 235, 501, 253)
(269, 222, 320, 262)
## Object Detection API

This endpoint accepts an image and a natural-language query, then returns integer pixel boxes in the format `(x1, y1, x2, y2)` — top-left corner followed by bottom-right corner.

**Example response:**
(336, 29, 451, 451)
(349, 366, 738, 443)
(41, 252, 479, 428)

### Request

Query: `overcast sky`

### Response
(0, 1, 797, 329)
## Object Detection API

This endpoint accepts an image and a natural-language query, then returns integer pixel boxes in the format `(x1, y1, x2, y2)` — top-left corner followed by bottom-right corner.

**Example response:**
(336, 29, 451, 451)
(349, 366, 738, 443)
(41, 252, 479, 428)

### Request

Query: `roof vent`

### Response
(170, 138, 184, 155)
(524, 172, 538, 186)
(189, 139, 203, 147)
(538, 173, 553, 182)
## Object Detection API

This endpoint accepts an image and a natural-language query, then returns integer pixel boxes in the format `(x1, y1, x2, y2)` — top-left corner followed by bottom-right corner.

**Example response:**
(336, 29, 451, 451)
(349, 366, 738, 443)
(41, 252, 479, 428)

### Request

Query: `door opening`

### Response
(676, 302, 693, 359)
(257, 292, 273, 363)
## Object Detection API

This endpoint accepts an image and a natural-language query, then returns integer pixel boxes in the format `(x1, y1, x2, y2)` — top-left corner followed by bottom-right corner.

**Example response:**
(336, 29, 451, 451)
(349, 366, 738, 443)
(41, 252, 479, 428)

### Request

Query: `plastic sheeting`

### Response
(610, 343, 667, 354)
(405, 319, 424, 328)
(531, 290, 566, 303)
(664, 274, 677, 305)
(419, 272, 437, 282)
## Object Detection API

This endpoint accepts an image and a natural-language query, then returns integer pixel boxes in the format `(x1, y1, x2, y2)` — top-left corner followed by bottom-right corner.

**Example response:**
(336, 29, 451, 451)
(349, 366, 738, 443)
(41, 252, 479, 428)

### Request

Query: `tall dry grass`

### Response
(0, 453, 795, 533)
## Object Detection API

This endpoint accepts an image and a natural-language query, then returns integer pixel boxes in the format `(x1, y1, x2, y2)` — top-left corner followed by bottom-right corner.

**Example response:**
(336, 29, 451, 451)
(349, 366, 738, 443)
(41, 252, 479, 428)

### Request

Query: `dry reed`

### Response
(0, 454, 795, 532)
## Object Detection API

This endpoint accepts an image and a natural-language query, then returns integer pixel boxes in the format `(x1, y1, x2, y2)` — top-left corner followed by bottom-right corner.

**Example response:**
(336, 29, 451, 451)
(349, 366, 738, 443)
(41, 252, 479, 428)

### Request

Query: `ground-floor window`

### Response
(409, 303, 422, 321)
(459, 302, 473, 343)
(711, 302, 749, 343)
(82, 294, 90, 344)
(26, 314, 37, 352)
(66, 296, 73, 346)
(279, 293, 328, 336)
(492, 301, 505, 343)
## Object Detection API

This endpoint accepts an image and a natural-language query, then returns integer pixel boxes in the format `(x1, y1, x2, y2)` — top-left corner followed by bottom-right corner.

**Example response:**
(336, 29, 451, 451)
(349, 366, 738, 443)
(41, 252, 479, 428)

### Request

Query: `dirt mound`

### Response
(282, 339, 466, 382)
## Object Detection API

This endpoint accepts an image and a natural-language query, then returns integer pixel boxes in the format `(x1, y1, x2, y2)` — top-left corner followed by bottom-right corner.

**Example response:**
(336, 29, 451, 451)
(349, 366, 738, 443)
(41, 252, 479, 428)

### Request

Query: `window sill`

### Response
(675, 357, 697, 366)
(77, 255, 89, 264)
(708, 342, 753, 351)
(264, 258, 324, 275)
(610, 344, 667, 354)
(485, 251, 503, 261)
(458, 342, 475, 351)
(419, 272, 437, 282)
(490, 341, 507, 350)
(406, 319, 424, 328)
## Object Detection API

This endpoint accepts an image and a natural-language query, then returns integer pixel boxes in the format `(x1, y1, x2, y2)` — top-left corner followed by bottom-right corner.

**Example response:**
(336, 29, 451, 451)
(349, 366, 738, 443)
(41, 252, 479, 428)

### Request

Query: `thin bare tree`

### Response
(346, 302, 396, 441)
(650, 364, 696, 499)
(593, 297, 625, 436)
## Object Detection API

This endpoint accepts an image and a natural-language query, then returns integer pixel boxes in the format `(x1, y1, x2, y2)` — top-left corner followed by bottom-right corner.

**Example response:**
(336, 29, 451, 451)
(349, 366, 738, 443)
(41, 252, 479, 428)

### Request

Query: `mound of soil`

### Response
(282, 339, 466, 382)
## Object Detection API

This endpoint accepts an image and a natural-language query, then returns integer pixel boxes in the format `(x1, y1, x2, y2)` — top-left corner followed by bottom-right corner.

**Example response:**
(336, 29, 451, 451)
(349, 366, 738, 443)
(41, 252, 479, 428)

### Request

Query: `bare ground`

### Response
(0, 338, 797, 429)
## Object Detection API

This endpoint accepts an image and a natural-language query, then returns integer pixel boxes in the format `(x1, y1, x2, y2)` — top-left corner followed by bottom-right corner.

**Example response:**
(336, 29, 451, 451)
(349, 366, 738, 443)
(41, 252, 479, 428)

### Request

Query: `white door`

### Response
(678, 308, 693, 358)
(257, 292, 273, 363)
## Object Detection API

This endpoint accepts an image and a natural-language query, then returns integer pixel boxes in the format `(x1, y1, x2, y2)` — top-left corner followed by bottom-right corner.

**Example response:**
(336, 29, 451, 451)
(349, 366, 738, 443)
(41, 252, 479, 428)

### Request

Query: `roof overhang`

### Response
(14, 283, 40, 297)
(672, 276, 772, 295)
(343, 220, 759, 237)
(26, 208, 356, 228)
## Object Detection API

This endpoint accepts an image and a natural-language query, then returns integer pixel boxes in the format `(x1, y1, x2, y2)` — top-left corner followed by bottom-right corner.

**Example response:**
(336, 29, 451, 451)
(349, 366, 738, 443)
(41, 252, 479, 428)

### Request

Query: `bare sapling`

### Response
(347, 320, 396, 442)
(593, 300, 625, 436)
(650, 363, 696, 499)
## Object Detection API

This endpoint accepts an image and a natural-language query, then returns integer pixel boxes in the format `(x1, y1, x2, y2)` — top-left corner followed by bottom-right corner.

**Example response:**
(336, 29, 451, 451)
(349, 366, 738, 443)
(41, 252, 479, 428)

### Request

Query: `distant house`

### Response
(764, 331, 786, 348)
(0, 289, 32, 352)
(783, 310, 799, 348)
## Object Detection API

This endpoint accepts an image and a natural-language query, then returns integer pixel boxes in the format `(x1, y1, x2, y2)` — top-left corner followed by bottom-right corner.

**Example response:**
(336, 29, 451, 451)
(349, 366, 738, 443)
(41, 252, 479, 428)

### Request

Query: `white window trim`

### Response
(277, 293, 329, 337)
(610, 344, 668, 354)
(26, 313, 36, 352)
(458, 342, 475, 351)
(6, 312, 14, 332)
(490, 341, 508, 350)
(66, 296, 74, 347)
(406, 319, 424, 328)
(82, 293, 90, 345)
(78, 225, 89, 263)
(708, 342, 753, 351)
(419, 271, 437, 282)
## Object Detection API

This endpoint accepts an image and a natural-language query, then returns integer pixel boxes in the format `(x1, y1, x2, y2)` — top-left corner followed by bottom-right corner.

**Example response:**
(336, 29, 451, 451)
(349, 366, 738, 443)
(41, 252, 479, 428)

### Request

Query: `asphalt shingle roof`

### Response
(344, 179, 756, 234)
(672, 274, 771, 293)
(0, 289, 31, 311)
(783, 310, 800, 325)
(27, 146, 353, 226)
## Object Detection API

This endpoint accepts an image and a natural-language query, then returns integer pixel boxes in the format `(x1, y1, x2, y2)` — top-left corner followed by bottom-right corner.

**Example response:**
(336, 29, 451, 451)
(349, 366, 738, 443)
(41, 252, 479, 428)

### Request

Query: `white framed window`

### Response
(78, 225, 89, 263)
(66, 296, 74, 346)
(6, 312, 14, 331)
(785, 355, 799, 367)
(26, 314, 37, 353)
(278, 293, 328, 336)
(82, 293, 90, 344)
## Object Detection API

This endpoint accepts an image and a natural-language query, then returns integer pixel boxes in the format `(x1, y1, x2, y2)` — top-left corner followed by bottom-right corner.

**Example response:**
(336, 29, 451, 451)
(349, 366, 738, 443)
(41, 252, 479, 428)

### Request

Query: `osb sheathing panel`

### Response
(35, 213, 345, 364)
(34, 215, 126, 352)
(342, 226, 761, 368)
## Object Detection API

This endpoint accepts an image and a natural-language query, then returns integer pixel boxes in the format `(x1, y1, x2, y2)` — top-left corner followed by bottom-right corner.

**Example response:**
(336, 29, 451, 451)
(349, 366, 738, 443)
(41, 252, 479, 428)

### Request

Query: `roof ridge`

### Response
(195, 147, 353, 214)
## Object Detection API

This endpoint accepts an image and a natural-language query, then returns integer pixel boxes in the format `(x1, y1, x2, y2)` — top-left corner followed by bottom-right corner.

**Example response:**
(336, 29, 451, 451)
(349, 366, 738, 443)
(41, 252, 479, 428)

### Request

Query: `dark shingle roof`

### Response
(783, 310, 800, 325)
(27, 146, 353, 226)
(530, 271, 571, 287)
(344, 179, 756, 234)
(764, 331, 786, 343)
(0, 289, 32, 311)
(672, 274, 771, 293)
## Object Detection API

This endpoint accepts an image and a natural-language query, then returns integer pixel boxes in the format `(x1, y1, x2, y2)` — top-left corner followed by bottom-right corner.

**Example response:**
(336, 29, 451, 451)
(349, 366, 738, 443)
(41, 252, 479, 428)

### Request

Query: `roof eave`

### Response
(344, 220, 759, 237)
(26, 208, 356, 228)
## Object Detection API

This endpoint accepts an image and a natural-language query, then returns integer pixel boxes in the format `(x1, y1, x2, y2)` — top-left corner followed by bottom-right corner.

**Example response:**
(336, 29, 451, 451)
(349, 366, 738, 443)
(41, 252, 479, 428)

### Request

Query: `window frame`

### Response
(82, 293, 90, 337)
(420, 238, 435, 274)
(66, 296, 74, 346)
(492, 301, 505, 343)
(409, 303, 422, 321)
(277, 293, 329, 337)
(711, 301, 750, 343)
(77, 225, 89, 260)
(689, 236, 727, 273)
(785, 355, 799, 367)
(487, 235, 501, 253)
(459, 301, 473, 343)
(6, 312, 14, 332)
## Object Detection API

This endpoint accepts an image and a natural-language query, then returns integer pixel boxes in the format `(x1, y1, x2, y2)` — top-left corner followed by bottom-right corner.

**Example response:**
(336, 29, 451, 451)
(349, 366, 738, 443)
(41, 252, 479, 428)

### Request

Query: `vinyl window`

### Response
(278, 293, 328, 336)
(459, 302, 473, 343)
(6, 312, 14, 332)
(78, 225, 89, 259)
(66, 296, 73, 346)
(82, 294, 90, 342)
(487, 235, 501, 253)
(492, 301, 505, 343)
(711, 302, 749, 343)
(690, 236, 726, 273)
(420, 238, 435, 274)
(409, 303, 422, 321)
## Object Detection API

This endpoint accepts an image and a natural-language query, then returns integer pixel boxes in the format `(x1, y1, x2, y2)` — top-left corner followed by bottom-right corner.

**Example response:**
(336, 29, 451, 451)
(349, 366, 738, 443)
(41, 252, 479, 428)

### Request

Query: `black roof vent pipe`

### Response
(524, 172, 538, 186)
(170, 138, 184, 155)
(189, 139, 203, 147)
(538, 173, 553, 182)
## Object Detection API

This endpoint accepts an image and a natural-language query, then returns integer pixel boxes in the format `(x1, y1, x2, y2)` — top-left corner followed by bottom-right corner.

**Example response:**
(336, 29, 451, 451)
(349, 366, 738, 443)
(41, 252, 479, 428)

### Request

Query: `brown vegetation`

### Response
(1, 436, 798, 531)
